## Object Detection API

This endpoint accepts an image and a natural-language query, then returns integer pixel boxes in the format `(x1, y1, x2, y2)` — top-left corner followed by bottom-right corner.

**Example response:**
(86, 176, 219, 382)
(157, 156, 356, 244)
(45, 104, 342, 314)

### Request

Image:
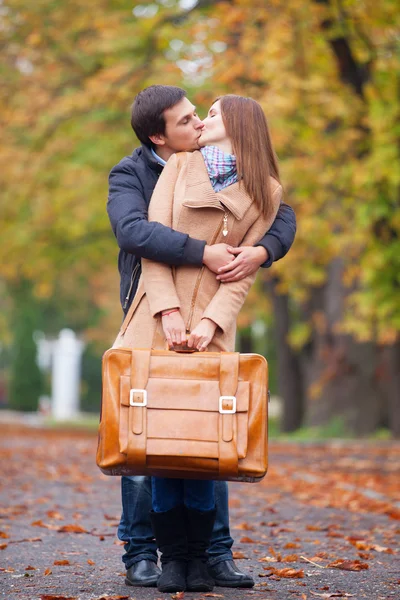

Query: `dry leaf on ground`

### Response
(40, 596, 78, 600)
(53, 560, 71, 566)
(44, 568, 52, 576)
(58, 524, 88, 533)
(328, 559, 369, 571)
(266, 567, 304, 578)
(310, 592, 355, 598)
(232, 551, 248, 559)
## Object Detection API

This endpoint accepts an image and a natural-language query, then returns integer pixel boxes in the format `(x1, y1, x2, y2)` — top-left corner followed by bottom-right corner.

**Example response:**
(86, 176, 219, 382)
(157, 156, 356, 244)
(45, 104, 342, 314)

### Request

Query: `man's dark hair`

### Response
(131, 85, 187, 146)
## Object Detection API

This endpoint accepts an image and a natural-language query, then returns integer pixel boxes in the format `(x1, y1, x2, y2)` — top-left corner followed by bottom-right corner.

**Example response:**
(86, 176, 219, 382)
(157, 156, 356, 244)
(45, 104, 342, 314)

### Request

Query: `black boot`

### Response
(185, 506, 216, 592)
(149, 506, 187, 593)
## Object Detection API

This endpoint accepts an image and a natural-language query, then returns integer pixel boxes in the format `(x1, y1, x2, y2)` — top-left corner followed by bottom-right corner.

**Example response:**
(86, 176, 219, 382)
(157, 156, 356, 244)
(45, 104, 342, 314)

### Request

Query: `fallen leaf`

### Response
(240, 536, 257, 543)
(103, 514, 120, 521)
(171, 594, 185, 600)
(235, 522, 255, 531)
(285, 542, 300, 549)
(0, 531, 10, 539)
(266, 567, 304, 578)
(25, 565, 36, 570)
(10, 537, 42, 543)
(259, 556, 278, 563)
(44, 568, 52, 576)
(89, 597, 129, 600)
(47, 511, 64, 520)
(283, 554, 299, 562)
(0, 544, 7, 550)
(310, 592, 354, 598)
(232, 551, 247, 559)
(327, 559, 369, 571)
(53, 560, 71, 566)
(58, 524, 88, 534)
(87, 559, 95, 565)
(40, 596, 78, 600)
(31, 520, 59, 530)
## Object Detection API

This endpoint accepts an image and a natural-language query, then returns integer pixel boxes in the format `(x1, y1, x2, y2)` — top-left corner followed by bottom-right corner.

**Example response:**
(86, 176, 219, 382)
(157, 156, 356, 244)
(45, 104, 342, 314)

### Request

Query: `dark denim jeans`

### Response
(152, 477, 215, 512)
(118, 475, 233, 568)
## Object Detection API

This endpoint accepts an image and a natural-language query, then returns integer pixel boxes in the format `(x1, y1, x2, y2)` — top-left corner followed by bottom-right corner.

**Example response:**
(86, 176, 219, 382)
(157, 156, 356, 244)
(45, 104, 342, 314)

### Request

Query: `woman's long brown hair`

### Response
(218, 95, 281, 218)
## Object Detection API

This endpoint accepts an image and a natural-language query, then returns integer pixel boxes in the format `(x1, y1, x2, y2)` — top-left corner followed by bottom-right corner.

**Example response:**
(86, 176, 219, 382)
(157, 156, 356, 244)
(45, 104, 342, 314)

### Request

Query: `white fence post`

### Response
(51, 329, 85, 421)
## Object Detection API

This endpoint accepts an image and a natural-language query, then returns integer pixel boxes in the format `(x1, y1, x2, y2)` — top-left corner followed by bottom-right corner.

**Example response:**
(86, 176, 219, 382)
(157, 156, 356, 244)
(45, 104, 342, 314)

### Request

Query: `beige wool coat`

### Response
(114, 150, 282, 352)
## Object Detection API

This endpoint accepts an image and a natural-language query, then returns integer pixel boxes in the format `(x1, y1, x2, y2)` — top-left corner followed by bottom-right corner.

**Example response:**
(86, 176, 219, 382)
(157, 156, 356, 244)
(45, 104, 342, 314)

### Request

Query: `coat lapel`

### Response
(183, 151, 254, 220)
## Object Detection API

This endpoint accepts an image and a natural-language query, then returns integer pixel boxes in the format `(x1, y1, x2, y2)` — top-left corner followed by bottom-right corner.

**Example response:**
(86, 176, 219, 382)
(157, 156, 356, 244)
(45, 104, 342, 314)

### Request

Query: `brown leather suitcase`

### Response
(96, 348, 269, 482)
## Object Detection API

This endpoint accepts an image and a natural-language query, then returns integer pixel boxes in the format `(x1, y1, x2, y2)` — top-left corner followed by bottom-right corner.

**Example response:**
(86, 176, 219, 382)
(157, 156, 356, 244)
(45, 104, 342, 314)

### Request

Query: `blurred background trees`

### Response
(0, 0, 399, 435)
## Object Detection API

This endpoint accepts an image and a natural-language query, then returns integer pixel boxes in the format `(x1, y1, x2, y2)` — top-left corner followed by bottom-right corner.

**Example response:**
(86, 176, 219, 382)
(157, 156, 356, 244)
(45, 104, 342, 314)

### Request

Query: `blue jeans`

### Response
(118, 476, 234, 568)
(152, 477, 215, 512)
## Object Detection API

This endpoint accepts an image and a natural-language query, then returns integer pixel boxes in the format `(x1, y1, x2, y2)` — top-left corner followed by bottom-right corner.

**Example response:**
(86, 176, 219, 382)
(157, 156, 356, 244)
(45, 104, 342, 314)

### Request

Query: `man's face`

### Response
(151, 97, 204, 156)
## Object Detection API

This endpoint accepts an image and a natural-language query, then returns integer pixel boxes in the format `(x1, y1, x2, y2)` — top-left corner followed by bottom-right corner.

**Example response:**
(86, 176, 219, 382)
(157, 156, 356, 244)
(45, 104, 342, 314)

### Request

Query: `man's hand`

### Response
(203, 243, 233, 273)
(187, 318, 218, 352)
(216, 246, 268, 282)
(161, 310, 187, 347)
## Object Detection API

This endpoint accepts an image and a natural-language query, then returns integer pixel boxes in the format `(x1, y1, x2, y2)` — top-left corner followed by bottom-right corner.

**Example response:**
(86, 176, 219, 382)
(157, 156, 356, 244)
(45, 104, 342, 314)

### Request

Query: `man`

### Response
(107, 85, 296, 589)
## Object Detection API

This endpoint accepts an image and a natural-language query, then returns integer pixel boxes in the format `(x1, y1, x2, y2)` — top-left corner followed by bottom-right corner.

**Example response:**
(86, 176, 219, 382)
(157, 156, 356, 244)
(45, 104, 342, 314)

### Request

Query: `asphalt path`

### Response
(1, 425, 399, 600)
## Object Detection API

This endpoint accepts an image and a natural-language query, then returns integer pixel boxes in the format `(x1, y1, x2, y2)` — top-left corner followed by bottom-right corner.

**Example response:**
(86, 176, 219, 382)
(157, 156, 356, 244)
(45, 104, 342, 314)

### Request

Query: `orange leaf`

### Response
(0, 531, 10, 539)
(171, 593, 185, 600)
(240, 536, 256, 543)
(53, 560, 70, 566)
(267, 567, 304, 578)
(283, 554, 299, 562)
(47, 511, 64, 520)
(25, 565, 36, 570)
(284, 542, 300, 549)
(87, 559, 95, 565)
(234, 522, 255, 531)
(40, 594, 78, 600)
(328, 559, 369, 571)
(40, 596, 78, 600)
(0, 544, 7, 550)
(44, 568, 52, 576)
(232, 551, 247, 559)
(58, 524, 88, 534)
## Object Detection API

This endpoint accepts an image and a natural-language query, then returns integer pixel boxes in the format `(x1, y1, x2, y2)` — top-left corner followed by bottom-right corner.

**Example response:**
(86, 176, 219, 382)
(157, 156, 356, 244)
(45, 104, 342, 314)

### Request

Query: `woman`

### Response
(116, 95, 282, 593)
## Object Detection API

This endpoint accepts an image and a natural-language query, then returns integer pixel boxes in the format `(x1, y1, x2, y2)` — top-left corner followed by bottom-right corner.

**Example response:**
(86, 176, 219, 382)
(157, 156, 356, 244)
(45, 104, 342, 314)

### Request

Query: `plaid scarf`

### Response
(200, 146, 238, 192)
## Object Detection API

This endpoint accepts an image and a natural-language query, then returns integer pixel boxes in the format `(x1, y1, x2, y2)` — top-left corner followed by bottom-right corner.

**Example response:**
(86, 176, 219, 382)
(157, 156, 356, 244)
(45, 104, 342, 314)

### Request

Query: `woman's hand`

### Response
(161, 309, 187, 348)
(187, 318, 218, 352)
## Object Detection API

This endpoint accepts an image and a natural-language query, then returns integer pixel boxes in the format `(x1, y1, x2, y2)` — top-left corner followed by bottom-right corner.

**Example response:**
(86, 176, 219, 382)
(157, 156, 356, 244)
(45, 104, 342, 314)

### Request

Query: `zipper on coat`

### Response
(186, 213, 226, 333)
(123, 262, 140, 311)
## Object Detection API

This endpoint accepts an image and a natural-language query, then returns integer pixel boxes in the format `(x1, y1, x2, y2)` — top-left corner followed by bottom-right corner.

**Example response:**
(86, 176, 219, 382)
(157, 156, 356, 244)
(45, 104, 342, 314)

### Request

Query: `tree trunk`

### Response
(265, 280, 304, 432)
(301, 260, 387, 434)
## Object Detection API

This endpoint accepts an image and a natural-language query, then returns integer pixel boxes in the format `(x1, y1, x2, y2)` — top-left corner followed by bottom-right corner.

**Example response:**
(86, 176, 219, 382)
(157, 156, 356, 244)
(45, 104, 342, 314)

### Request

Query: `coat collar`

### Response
(183, 151, 254, 221)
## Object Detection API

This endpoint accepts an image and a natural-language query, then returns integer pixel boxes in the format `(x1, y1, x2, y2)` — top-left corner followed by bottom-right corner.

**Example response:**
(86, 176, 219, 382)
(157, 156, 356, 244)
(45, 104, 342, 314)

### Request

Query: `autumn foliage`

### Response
(1, 1, 399, 432)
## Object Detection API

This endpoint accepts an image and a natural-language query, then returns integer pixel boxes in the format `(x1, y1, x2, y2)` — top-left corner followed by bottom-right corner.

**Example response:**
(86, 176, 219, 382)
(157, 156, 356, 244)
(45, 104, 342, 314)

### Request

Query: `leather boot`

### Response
(149, 506, 187, 593)
(185, 506, 216, 592)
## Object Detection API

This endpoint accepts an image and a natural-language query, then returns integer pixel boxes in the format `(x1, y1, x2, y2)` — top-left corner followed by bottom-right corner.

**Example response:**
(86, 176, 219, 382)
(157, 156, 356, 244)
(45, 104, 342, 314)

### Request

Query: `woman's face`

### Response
(198, 101, 228, 147)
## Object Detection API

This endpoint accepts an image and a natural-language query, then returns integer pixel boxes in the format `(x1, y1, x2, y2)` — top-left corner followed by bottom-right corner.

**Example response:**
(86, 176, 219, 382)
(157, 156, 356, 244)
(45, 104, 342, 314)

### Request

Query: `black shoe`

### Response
(158, 560, 187, 593)
(208, 560, 254, 588)
(187, 558, 214, 592)
(125, 559, 161, 587)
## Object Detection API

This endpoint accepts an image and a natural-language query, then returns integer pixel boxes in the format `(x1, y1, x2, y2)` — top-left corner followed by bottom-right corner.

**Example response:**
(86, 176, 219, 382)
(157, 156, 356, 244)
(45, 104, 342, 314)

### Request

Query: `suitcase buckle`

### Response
(219, 396, 236, 414)
(130, 389, 147, 407)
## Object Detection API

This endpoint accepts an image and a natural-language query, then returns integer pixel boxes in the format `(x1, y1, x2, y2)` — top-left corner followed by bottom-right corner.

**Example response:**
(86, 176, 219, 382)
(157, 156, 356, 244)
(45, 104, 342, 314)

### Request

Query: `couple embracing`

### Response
(107, 85, 296, 593)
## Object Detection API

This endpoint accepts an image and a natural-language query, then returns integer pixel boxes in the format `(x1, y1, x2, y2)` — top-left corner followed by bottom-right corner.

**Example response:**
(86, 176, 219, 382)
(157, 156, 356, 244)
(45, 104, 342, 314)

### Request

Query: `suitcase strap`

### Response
(218, 353, 240, 478)
(127, 349, 151, 468)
